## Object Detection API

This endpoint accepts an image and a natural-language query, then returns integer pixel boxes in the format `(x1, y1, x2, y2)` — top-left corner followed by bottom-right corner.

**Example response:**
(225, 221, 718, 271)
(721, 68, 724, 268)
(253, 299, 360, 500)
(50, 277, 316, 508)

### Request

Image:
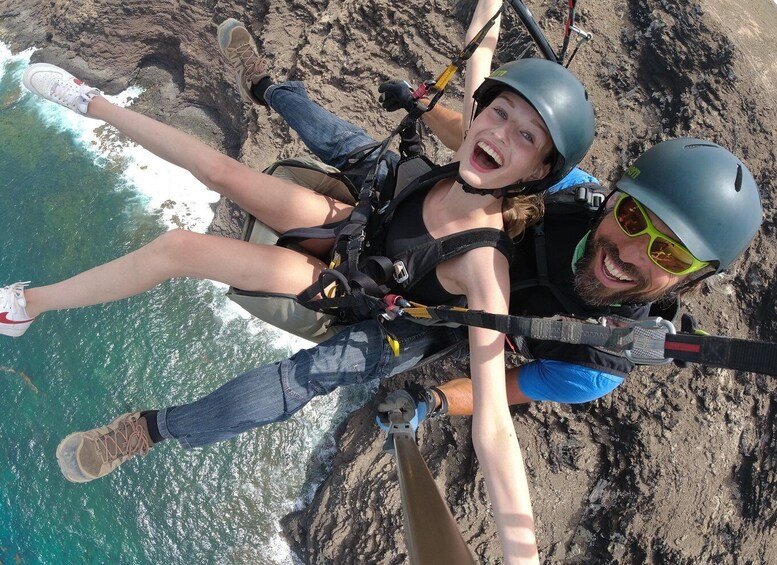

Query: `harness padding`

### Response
(226, 156, 356, 343)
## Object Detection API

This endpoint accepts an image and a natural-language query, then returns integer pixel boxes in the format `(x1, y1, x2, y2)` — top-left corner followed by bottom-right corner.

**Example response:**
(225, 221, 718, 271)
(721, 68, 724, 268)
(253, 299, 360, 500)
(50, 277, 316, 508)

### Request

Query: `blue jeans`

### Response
(158, 318, 464, 447)
(156, 83, 463, 448)
(264, 81, 399, 189)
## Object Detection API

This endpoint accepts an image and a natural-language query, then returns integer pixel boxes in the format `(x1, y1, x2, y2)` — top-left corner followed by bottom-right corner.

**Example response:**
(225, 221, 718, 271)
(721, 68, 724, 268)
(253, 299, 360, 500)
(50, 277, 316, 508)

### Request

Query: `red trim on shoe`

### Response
(0, 312, 33, 324)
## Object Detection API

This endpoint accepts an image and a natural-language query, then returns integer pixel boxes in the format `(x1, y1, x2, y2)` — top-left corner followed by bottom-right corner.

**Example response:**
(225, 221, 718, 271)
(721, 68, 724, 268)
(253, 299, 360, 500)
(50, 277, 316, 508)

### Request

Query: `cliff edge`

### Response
(2, 0, 776, 562)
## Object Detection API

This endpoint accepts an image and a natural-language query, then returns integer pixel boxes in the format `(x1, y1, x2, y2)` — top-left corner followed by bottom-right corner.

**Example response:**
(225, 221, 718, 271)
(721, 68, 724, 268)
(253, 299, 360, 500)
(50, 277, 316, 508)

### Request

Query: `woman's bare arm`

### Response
(458, 248, 540, 564)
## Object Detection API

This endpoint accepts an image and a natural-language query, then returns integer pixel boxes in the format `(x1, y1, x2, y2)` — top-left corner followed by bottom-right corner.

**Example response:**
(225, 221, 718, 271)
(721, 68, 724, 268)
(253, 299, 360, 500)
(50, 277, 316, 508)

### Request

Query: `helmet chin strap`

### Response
(455, 172, 545, 198)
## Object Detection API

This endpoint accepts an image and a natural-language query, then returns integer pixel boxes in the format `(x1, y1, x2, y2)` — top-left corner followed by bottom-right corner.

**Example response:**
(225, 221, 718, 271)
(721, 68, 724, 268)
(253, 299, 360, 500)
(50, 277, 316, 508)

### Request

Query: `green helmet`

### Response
(616, 138, 762, 272)
(472, 58, 596, 193)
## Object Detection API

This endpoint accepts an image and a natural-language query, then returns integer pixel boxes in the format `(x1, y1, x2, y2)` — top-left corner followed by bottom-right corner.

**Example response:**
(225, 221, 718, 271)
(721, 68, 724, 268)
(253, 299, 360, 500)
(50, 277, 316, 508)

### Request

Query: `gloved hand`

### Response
(378, 80, 417, 113)
(376, 383, 436, 433)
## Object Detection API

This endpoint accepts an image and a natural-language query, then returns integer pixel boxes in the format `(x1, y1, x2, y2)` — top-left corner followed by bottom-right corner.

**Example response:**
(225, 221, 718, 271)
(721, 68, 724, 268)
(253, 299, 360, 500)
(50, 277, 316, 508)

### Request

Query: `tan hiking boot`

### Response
(56, 412, 153, 482)
(217, 18, 269, 105)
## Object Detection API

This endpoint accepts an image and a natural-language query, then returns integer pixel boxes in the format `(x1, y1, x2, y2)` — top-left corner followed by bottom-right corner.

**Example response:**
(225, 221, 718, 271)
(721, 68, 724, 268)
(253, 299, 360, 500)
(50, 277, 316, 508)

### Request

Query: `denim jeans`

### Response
(264, 81, 399, 189)
(157, 318, 465, 448)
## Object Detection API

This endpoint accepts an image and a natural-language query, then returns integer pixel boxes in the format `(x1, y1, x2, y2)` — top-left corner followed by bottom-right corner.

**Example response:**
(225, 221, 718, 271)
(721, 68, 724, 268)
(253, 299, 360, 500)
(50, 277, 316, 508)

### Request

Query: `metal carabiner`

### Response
(624, 317, 677, 365)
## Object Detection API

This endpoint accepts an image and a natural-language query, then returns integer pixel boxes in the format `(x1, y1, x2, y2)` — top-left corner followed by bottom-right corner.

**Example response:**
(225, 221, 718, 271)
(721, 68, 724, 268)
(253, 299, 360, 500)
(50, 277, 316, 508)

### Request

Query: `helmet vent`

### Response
(735, 164, 743, 192)
(685, 143, 718, 149)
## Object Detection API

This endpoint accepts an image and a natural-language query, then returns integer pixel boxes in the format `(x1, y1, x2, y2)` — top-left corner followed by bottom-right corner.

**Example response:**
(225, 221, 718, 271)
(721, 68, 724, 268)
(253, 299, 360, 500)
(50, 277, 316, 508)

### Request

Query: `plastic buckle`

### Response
(574, 186, 605, 211)
(624, 317, 676, 365)
(393, 261, 409, 284)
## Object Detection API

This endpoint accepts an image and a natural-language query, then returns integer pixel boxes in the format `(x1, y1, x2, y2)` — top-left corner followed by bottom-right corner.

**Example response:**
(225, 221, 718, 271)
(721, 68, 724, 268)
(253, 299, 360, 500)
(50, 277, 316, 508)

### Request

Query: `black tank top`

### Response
(383, 182, 513, 306)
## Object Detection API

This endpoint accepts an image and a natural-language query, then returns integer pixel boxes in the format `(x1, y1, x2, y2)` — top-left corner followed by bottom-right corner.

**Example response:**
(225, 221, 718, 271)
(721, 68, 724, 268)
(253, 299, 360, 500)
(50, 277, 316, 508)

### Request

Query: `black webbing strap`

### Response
(400, 230, 514, 291)
(404, 306, 635, 350)
(665, 333, 777, 376)
(409, 305, 777, 375)
(277, 226, 338, 248)
(436, 230, 514, 263)
(533, 222, 550, 285)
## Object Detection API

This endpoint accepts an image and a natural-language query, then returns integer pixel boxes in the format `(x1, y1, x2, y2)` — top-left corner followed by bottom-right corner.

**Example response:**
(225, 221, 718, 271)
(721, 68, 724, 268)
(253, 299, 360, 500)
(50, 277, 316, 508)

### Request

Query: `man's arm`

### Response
(420, 100, 465, 151)
(430, 360, 626, 415)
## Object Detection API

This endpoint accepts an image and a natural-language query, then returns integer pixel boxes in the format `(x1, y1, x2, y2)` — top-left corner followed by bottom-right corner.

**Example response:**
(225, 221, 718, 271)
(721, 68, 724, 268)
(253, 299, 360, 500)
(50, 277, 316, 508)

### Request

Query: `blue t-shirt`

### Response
(517, 359, 624, 403)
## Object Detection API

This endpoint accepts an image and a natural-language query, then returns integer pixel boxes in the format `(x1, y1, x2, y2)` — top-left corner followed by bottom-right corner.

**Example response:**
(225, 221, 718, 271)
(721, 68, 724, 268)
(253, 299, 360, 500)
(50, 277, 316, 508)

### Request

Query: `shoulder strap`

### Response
(390, 154, 438, 202)
(396, 229, 514, 292)
(509, 218, 589, 317)
(377, 162, 459, 224)
(510, 181, 608, 317)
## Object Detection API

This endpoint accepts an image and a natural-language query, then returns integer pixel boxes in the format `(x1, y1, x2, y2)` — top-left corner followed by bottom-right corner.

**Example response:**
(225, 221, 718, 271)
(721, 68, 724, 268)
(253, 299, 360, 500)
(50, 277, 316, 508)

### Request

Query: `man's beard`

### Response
(574, 232, 678, 307)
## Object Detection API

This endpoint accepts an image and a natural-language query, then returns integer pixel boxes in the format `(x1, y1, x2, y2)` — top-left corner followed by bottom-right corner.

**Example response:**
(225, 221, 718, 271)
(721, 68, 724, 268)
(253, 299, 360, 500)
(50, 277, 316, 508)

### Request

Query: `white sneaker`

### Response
(0, 282, 35, 337)
(22, 63, 101, 116)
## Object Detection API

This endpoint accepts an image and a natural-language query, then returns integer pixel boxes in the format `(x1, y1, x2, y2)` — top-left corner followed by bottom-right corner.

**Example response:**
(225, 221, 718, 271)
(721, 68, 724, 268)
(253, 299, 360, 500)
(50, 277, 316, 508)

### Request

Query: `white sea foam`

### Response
(3, 41, 312, 354)
(4, 42, 341, 564)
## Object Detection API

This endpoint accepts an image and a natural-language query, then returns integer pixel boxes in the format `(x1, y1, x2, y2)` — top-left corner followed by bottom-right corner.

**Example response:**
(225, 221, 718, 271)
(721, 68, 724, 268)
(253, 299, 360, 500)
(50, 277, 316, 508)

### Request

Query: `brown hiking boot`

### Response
(217, 18, 269, 105)
(56, 412, 153, 482)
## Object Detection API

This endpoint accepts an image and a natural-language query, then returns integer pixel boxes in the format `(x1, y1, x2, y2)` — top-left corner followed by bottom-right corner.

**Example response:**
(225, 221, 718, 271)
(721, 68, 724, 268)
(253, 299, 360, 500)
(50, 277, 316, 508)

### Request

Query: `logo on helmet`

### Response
(625, 165, 641, 180)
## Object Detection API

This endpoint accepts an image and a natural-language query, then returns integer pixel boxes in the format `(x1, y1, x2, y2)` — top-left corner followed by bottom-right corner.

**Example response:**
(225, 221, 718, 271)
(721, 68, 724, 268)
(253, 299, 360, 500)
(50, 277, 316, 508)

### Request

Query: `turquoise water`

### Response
(0, 46, 370, 563)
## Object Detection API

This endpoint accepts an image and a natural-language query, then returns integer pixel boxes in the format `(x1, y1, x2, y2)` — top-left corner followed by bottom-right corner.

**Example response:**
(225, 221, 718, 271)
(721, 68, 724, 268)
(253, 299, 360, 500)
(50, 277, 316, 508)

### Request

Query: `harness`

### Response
(283, 157, 514, 324)
(511, 182, 606, 318)
(225, 0, 777, 375)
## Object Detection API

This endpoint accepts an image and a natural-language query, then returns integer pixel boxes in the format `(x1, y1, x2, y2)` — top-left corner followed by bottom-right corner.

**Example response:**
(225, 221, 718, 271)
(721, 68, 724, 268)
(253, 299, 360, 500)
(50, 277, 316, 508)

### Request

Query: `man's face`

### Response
(574, 197, 689, 306)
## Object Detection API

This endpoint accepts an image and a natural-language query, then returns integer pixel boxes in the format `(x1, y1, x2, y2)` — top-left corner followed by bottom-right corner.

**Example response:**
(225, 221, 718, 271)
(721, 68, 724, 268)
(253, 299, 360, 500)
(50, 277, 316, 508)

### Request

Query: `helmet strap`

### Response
(455, 172, 546, 198)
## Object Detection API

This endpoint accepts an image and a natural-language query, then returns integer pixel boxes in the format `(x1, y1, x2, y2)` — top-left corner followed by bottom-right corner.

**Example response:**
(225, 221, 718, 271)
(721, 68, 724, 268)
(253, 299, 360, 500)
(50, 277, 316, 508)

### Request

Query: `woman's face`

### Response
(457, 91, 554, 190)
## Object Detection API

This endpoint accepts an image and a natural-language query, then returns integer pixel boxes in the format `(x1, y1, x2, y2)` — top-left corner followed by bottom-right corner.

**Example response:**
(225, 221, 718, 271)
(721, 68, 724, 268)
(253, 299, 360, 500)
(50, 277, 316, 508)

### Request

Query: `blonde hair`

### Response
(502, 194, 545, 239)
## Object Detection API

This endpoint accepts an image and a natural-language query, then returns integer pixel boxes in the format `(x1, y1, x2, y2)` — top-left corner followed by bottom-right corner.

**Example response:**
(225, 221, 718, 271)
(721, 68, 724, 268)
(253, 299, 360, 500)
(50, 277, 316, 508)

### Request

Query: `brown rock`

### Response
(3, 0, 776, 562)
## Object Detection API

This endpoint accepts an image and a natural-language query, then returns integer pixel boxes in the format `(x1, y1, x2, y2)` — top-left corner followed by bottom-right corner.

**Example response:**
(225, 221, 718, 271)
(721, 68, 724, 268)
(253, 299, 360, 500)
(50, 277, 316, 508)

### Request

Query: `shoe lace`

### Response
(235, 43, 267, 83)
(0, 282, 30, 310)
(96, 417, 152, 464)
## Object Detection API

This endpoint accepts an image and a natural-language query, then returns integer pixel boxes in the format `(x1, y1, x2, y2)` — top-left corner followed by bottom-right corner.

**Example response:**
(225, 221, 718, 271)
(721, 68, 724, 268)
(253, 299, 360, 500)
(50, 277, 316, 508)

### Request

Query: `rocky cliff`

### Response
(2, 0, 776, 562)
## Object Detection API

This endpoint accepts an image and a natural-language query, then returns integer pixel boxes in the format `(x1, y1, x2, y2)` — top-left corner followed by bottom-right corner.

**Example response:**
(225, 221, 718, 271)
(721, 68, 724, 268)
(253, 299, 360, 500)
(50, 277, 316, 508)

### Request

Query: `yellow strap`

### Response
(434, 64, 459, 91)
(403, 302, 470, 320)
(387, 335, 401, 357)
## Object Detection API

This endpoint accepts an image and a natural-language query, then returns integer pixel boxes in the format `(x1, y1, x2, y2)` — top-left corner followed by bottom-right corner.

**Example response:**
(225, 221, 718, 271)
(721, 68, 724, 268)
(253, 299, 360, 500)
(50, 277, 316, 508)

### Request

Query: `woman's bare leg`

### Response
(23, 230, 326, 317)
(85, 96, 354, 234)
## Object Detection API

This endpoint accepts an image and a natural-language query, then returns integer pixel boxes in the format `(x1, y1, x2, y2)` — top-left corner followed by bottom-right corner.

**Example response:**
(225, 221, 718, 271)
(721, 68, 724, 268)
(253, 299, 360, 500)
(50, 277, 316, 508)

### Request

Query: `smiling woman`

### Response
(455, 58, 594, 199)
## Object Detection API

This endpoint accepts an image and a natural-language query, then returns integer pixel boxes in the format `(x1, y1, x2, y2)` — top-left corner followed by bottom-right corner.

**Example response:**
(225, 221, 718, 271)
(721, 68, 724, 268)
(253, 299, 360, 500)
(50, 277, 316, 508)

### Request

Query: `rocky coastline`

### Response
(2, 0, 776, 562)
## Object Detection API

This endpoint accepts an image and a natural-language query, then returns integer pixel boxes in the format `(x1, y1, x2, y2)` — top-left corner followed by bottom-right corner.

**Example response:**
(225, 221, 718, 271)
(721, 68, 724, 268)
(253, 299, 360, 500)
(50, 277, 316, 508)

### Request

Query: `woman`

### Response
(8, 1, 594, 560)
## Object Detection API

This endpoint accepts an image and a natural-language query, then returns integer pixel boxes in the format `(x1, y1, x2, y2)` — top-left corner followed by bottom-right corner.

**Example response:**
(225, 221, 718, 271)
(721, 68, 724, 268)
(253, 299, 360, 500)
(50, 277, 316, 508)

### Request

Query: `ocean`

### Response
(0, 44, 372, 564)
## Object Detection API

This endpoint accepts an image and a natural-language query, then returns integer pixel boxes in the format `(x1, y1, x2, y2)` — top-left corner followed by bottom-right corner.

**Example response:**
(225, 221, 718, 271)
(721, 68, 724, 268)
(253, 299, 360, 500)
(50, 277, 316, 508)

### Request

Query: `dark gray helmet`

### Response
(472, 58, 596, 193)
(616, 138, 762, 272)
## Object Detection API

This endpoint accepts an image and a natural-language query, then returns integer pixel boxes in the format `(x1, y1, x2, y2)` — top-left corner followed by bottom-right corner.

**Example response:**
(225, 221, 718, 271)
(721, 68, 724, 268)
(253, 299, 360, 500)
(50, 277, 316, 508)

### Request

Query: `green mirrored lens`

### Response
(649, 237, 695, 273)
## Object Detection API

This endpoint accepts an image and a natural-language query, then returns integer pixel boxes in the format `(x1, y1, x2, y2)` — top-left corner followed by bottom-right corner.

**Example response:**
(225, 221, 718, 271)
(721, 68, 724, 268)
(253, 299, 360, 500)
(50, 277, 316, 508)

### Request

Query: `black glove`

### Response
(378, 80, 417, 113)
